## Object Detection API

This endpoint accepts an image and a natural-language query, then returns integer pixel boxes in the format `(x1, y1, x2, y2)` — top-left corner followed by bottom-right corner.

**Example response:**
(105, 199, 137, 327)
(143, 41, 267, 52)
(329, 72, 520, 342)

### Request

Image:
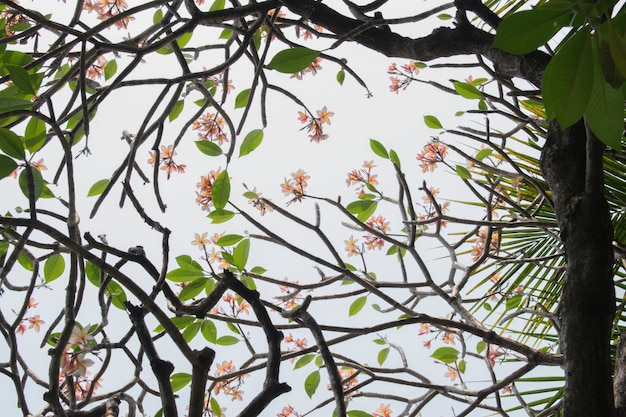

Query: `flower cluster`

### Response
(245, 185, 273, 216)
(346, 160, 379, 195)
(191, 231, 230, 269)
(211, 293, 250, 319)
(10, 158, 47, 179)
(278, 405, 302, 417)
(277, 279, 303, 310)
(292, 57, 323, 79)
(213, 360, 247, 401)
(283, 333, 308, 361)
(83, 0, 134, 29)
(86, 55, 108, 80)
(148, 145, 186, 179)
(344, 235, 364, 258)
(372, 404, 393, 417)
(388, 62, 421, 93)
(364, 215, 390, 250)
(16, 298, 44, 335)
(417, 186, 450, 227)
(336, 367, 358, 394)
(280, 169, 309, 204)
(59, 325, 101, 400)
(416, 140, 448, 173)
(192, 112, 228, 145)
(195, 169, 222, 211)
(297, 106, 334, 143)
(471, 228, 500, 262)
(0, 4, 30, 36)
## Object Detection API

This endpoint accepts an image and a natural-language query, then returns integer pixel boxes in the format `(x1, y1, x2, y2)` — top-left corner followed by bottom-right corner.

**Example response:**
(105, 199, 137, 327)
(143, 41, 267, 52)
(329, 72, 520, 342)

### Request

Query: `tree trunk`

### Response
(540, 120, 616, 417)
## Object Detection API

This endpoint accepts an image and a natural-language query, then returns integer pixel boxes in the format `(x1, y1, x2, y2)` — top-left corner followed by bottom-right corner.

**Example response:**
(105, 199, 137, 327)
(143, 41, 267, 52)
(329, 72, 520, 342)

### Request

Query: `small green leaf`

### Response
(267, 47, 320, 74)
(347, 411, 373, 417)
(349, 296, 367, 316)
(153, 8, 163, 24)
(431, 346, 459, 364)
(212, 170, 230, 210)
(455, 165, 472, 180)
(304, 370, 320, 398)
(250, 266, 267, 274)
(44, 254, 65, 283)
(453, 81, 483, 99)
(336, 69, 345, 85)
(458, 359, 466, 374)
(24, 117, 46, 153)
(182, 321, 200, 342)
(239, 129, 263, 157)
(216, 234, 243, 246)
(166, 268, 204, 282)
(475, 148, 492, 161)
(175, 255, 203, 271)
(423, 115, 443, 129)
(170, 373, 192, 392)
(232, 239, 250, 270)
(106, 280, 127, 310)
(209, 397, 222, 417)
(369, 138, 388, 159)
(389, 149, 401, 168)
(0, 128, 25, 159)
(234, 88, 251, 109)
(0, 154, 17, 179)
(6, 64, 35, 95)
(505, 293, 523, 311)
(201, 319, 217, 343)
(169, 100, 184, 122)
(179, 277, 207, 301)
(294, 353, 316, 370)
(372, 338, 386, 345)
(104, 59, 117, 80)
(0, 97, 33, 112)
(377, 347, 390, 365)
(209, 0, 225, 11)
(176, 32, 193, 49)
(476, 340, 487, 354)
(18, 167, 43, 200)
(87, 179, 109, 197)
(346, 199, 378, 222)
(216, 335, 239, 346)
(219, 29, 232, 40)
(207, 209, 235, 224)
(195, 140, 222, 156)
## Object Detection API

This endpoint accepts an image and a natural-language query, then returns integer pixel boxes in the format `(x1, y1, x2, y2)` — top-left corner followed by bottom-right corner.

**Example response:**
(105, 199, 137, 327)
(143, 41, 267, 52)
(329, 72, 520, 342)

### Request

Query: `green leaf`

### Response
(232, 239, 250, 270)
(369, 138, 388, 159)
(240, 274, 256, 290)
(182, 321, 200, 342)
(239, 129, 263, 157)
(493, 7, 572, 54)
(179, 277, 207, 301)
(455, 165, 472, 180)
(505, 293, 523, 311)
(437, 13, 453, 20)
(249, 266, 267, 274)
(107, 280, 127, 310)
(346, 199, 378, 222)
(585, 45, 624, 150)
(170, 373, 192, 392)
(6, 64, 35, 95)
(542, 27, 594, 128)
(195, 140, 222, 156)
(336, 69, 345, 85)
(349, 296, 367, 316)
(476, 340, 487, 354)
(431, 346, 460, 364)
(423, 115, 443, 129)
(153, 8, 163, 24)
(18, 167, 43, 200)
(176, 32, 193, 49)
(104, 59, 117, 80)
(458, 359, 466, 374)
(453, 81, 483, 99)
(44, 254, 65, 283)
(176, 255, 203, 271)
(169, 100, 184, 122)
(234, 88, 251, 109)
(0, 128, 25, 159)
(212, 170, 230, 210)
(475, 148, 492, 161)
(209, 397, 222, 417)
(166, 268, 204, 282)
(216, 335, 239, 346)
(0, 97, 33, 113)
(216, 234, 243, 246)
(389, 149, 401, 168)
(207, 209, 235, 224)
(209, 0, 225, 11)
(377, 347, 390, 365)
(24, 117, 46, 153)
(201, 319, 217, 343)
(0, 154, 17, 179)
(17, 251, 33, 271)
(304, 370, 320, 398)
(219, 29, 232, 40)
(294, 353, 316, 370)
(267, 47, 320, 74)
(87, 179, 109, 197)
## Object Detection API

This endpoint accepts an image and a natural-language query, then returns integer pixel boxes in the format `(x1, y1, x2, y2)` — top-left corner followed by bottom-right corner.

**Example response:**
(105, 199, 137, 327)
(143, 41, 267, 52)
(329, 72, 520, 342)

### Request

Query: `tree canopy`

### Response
(0, 1, 625, 417)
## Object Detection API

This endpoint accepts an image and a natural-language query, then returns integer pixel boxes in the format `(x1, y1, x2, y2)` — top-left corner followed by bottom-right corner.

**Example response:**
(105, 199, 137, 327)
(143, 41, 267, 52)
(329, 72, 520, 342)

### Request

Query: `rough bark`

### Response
(540, 121, 615, 417)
